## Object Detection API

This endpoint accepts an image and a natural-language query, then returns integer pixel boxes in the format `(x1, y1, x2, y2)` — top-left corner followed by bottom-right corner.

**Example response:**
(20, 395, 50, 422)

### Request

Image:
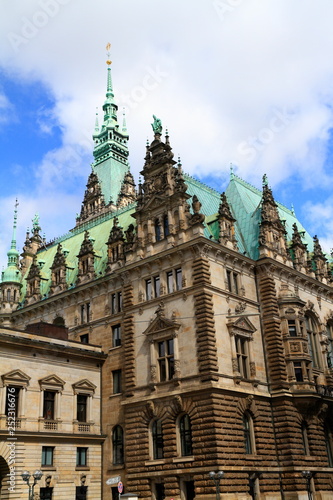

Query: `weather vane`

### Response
(106, 43, 112, 65)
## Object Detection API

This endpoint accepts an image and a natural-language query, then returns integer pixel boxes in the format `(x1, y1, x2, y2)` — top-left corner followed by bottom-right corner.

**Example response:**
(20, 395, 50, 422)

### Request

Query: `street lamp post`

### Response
(21, 470, 43, 500)
(208, 471, 224, 500)
(301, 471, 313, 500)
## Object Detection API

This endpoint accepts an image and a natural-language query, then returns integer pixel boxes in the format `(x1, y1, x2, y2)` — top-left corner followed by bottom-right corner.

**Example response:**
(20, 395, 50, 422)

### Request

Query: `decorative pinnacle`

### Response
(11, 198, 19, 250)
(106, 42, 112, 65)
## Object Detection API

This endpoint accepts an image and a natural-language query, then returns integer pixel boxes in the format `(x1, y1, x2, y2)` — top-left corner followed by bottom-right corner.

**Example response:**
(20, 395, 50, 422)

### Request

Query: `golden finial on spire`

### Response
(106, 43, 112, 65)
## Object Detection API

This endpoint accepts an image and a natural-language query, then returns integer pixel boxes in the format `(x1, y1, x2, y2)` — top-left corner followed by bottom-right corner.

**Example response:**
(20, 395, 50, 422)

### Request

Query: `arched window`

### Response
(179, 414, 193, 456)
(243, 412, 255, 454)
(163, 215, 169, 237)
(152, 419, 164, 459)
(155, 219, 161, 242)
(112, 425, 124, 465)
(305, 314, 321, 369)
(324, 421, 333, 467)
(301, 422, 310, 455)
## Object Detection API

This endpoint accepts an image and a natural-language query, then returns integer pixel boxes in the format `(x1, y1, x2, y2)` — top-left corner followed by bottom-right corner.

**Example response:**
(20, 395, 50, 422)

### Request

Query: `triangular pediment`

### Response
(72, 379, 96, 394)
(144, 315, 180, 337)
(2, 369, 31, 386)
(39, 374, 65, 389)
(227, 316, 256, 337)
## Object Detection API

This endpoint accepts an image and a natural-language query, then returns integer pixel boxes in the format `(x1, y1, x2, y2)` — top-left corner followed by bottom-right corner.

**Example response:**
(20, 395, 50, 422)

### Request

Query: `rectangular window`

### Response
(166, 271, 174, 294)
(146, 278, 152, 300)
(294, 361, 303, 382)
(77, 395, 87, 422)
(158, 339, 175, 381)
(43, 391, 55, 420)
(227, 269, 239, 294)
(155, 483, 165, 500)
(112, 324, 121, 347)
(111, 291, 122, 314)
(42, 446, 54, 466)
(175, 268, 182, 290)
(80, 334, 89, 344)
(76, 447, 88, 466)
(80, 302, 90, 324)
(154, 276, 160, 298)
(288, 319, 297, 337)
(235, 336, 249, 378)
(112, 370, 122, 394)
(40, 487, 53, 500)
(76, 486, 88, 500)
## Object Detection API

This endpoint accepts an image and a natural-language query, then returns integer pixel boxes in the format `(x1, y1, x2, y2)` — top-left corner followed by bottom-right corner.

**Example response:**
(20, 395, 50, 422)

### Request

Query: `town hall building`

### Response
(0, 58, 333, 500)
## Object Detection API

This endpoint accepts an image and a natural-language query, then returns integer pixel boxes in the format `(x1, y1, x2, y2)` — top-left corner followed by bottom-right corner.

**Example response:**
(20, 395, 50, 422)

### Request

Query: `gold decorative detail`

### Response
(106, 42, 112, 65)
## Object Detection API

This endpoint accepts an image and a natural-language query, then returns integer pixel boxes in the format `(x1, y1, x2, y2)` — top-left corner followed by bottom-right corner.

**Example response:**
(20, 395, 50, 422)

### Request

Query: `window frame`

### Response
(226, 269, 239, 294)
(152, 419, 164, 460)
(243, 412, 256, 455)
(112, 425, 124, 465)
(77, 394, 88, 422)
(178, 413, 193, 457)
(112, 370, 122, 394)
(157, 339, 175, 382)
(76, 447, 88, 467)
(235, 335, 250, 379)
(43, 391, 56, 420)
(305, 314, 322, 369)
(41, 446, 54, 467)
(112, 324, 122, 347)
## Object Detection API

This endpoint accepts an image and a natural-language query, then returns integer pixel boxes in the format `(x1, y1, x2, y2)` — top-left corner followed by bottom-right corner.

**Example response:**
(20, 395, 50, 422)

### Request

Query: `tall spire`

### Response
(2, 199, 21, 283)
(91, 44, 131, 208)
(11, 198, 18, 252)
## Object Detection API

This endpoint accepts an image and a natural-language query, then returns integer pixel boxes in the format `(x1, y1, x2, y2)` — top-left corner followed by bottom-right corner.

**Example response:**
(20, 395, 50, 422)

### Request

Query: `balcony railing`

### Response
(44, 420, 58, 430)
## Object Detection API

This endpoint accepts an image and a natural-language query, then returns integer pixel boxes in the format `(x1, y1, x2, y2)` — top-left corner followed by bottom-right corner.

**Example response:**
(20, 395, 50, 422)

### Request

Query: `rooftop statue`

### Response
(151, 115, 162, 135)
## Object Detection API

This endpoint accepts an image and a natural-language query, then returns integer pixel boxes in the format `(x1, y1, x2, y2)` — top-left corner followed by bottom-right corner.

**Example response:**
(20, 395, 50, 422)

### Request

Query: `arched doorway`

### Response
(0, 456, 10, 499)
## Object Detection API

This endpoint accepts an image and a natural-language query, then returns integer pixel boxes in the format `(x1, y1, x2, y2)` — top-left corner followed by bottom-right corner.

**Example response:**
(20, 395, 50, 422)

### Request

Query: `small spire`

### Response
(105, 43, 114, 100)
(178, 155, 182, 167)
(165, 128, 169, 145)
(230, 163, 234, 179)
(291, 203, 295, 215)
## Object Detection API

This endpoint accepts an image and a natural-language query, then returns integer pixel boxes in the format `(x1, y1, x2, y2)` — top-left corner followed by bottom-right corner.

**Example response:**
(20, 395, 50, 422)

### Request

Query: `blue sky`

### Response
(1, 0, 333, 266)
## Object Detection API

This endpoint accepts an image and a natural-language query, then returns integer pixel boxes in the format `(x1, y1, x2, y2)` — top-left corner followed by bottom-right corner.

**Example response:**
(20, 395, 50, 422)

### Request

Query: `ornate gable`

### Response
(227, 316, 256, 338)
(2, 369, 31, 387)
(72, 379, 97, 395)
(143, 302, 180, 341)
(39, 374, 65, 390)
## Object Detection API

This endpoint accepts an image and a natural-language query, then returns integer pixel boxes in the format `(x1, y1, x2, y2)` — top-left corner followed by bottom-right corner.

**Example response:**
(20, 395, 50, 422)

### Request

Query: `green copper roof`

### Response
(225, 174, 314, 260)
(20, 205, 136, 300)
